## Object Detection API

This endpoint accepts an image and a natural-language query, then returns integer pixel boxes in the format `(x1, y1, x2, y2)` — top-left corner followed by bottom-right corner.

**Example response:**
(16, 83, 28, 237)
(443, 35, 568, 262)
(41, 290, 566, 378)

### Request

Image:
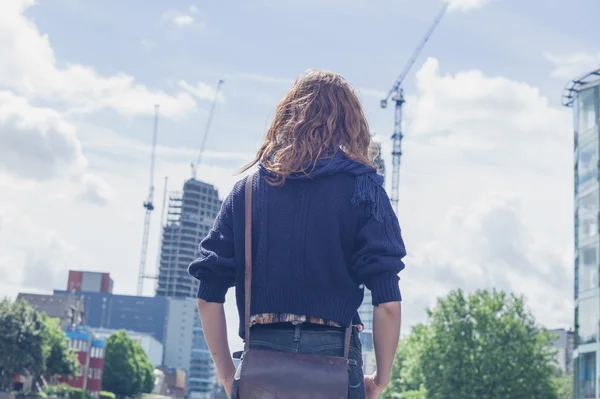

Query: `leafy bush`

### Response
(44, 384, 71, 398)
(67, 388, 85, 399)
(15, 392, 47, 398)
(99, 392, 116, 399)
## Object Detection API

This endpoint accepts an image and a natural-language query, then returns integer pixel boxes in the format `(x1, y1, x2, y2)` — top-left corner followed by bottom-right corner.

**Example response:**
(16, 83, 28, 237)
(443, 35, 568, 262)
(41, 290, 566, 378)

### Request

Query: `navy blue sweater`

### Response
(189, 164, 406, 339)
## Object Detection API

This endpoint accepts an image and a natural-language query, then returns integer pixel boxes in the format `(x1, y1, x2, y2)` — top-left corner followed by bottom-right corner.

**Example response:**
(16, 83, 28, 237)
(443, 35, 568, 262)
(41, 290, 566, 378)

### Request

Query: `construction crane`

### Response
(137, 104, 159, 296)
(380, 4, 448, 212)
(191, 79, 225, 179)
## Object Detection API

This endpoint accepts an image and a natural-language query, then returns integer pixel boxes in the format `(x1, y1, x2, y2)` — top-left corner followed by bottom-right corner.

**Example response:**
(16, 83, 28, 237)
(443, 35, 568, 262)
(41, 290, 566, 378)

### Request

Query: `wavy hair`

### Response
(239, 69, 375, 186)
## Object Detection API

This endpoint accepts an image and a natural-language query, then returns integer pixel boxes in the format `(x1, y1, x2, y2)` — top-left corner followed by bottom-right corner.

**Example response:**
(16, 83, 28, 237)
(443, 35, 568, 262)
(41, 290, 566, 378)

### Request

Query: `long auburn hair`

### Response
(239, 69, 376, 186)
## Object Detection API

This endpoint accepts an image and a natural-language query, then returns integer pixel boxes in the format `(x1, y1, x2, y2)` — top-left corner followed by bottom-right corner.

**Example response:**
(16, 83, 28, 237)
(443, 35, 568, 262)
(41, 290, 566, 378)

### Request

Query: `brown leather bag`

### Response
(236, 172, 352, 398)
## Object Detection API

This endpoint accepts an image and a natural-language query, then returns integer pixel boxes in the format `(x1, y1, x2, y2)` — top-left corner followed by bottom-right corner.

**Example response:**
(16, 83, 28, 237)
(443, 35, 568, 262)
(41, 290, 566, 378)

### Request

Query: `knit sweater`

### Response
(189, 155, 407, 339)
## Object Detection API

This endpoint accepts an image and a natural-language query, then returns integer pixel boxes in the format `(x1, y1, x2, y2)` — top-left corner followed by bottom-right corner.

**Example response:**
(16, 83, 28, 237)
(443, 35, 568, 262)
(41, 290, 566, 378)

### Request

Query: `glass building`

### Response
(563, 67, 600, 399)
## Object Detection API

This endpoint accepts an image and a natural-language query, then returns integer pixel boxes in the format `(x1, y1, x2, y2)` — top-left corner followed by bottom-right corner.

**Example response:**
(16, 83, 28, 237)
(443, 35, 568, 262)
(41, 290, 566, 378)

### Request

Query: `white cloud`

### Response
(162, 7, 204, 29)
(0, 210, 79, 298)
(545, 51, 600, 80)
(445, 0, 495, 12)
(394, 57, 572, 330)
(403, 194, 572, 329)
(0, 90, 85, 179)
(78, 174, 116, 206)
(0, 90, 115, 206)
(0, 0, 199, 119)
(173, 15, 195, 27)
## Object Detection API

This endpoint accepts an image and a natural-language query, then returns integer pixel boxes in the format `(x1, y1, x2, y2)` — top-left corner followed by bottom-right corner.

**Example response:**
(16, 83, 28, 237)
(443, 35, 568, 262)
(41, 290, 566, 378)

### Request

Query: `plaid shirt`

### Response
(250, 313, 364, 332)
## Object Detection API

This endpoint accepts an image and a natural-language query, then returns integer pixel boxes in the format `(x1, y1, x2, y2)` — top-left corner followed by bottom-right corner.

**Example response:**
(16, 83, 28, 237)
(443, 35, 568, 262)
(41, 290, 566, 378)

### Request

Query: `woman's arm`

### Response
(352, 188, 406, 395)
(197, 299, 236, 393)
(372, 301, 402, 386)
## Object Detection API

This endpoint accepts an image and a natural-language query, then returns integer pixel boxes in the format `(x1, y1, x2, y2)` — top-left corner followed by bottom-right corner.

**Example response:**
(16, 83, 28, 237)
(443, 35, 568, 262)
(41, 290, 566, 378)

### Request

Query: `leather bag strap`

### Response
(243, 171, 352, 359)
(244, 173, 254, 351)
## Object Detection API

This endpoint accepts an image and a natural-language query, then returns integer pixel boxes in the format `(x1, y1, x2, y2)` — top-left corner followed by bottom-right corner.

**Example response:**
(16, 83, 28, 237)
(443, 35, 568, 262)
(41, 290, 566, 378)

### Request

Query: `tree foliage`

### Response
(552, 372, 574, 399)
(0, 299, 47, 389)
(383, 289, 560, 399)
(42, 316, 79, 379)
(0, 299, 79, 389)
(101, 331, 154, 398)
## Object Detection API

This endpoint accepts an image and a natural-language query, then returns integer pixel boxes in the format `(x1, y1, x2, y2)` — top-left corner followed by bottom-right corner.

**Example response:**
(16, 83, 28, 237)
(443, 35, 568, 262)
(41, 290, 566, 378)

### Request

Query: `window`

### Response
(578, 296, 598, 345)
(578, 352, 596, 398)
(579, 244, 598, 294)
(579, 87, 598, 136)
(578, 138, 598, 186)
(579, 190, 598, 241)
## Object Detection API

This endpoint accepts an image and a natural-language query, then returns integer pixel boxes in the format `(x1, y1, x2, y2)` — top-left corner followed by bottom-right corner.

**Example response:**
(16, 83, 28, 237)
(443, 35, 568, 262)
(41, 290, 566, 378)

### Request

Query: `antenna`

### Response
(137, 104, 159, 296)
(191, 80, 225, 179)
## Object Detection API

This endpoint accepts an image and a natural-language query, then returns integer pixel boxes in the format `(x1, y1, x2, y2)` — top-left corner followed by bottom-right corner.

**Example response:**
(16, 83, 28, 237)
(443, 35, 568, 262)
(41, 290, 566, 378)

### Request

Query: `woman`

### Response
(189, 69, 406, 399)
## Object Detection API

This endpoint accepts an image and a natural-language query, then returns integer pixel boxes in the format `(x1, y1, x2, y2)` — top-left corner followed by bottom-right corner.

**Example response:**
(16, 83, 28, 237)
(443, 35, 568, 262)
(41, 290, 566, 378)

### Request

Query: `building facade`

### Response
(564, 67, 600, 399)
(54, 290, 169, 343)
(17, 292, 85, 328)
(156, 178, 222, 299)
(67, 271, 113, 293)
(550, 328, 575, 373)
(163, 298, 215, 398)
(357, 289, 376, 375)
(93, 328, 164, 367)
(356, 138, 386, 376)
(60, 326, 106, 396)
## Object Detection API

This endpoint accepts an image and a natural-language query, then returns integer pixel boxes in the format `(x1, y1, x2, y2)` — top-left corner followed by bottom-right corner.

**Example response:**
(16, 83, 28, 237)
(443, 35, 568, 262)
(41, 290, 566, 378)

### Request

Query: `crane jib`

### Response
(380, 3, 448, 213)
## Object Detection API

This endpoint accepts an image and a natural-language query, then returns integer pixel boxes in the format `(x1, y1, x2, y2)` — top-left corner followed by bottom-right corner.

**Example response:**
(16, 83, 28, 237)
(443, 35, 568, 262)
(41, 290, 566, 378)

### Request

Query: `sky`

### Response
(1, 0, 599, 352)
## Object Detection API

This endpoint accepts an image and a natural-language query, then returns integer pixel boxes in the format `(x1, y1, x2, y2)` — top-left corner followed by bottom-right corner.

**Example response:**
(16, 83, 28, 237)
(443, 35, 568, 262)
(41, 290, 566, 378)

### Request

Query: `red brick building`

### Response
(59, 326, 105, 396)
(67, 271, 113, 294)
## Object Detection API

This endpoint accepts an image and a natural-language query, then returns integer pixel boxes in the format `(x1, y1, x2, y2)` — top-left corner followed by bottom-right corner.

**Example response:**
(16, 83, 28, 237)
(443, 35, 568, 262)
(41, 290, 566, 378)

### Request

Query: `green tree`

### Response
(133, 344, 154, 394)
(101, 331, 154, 398)
(42, 316, 79, 380)
(0, 299, 47, 390)
(552, 372, 574, 399)
(385, 289, 558, 399)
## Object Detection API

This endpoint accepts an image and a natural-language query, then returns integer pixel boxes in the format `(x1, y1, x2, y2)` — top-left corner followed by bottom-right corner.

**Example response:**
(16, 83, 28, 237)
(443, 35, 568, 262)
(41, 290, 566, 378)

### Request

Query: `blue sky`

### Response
(1, 0, 599, 351)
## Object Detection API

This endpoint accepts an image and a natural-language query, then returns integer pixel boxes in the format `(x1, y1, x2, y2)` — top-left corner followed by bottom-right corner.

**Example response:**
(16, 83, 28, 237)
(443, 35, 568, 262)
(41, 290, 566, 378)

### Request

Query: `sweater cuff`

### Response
(196, 278, 230, 303)
(369, 272, 402, 306)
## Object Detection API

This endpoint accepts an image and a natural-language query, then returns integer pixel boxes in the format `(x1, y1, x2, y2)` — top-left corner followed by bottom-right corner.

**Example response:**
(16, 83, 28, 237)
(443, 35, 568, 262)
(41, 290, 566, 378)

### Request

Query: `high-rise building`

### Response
(156, 178, 222, 298)
(357, 139, 386, 375)
(370, 139, 385, 178)
(67, 271, 113, 294)
(163, 298, 215, 398)
(155, 179, 221, 398)
(357, 289, 375, 375)
(563, 67, 600, 398)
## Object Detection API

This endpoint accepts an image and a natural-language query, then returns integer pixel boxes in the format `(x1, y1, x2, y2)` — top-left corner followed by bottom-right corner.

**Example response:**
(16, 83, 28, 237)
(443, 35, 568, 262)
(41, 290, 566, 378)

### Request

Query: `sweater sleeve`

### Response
(353, 189, 406, 306)
(188, 189, 236, 304)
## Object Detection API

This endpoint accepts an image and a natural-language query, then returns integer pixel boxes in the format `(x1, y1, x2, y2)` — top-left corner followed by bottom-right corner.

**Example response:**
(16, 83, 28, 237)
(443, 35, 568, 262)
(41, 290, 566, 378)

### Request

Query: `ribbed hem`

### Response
(369, 273, 401, 306)
(196, 278, 230, 303)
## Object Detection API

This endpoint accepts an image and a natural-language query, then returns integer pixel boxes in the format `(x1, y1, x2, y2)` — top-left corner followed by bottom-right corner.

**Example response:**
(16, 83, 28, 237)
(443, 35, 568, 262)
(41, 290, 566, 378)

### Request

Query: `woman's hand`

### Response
(364, 373, 386, 399)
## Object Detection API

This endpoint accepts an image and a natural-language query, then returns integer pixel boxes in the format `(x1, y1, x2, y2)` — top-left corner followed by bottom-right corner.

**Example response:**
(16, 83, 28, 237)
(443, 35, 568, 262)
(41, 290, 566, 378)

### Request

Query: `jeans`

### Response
(232, 323, 366, 399)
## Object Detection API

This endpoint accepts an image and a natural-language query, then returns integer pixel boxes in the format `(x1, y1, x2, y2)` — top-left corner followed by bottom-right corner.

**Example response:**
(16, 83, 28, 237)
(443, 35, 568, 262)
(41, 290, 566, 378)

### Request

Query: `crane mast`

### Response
(191, 80, 225, 179)
(137, 104, 159, 296)
(381, 4, 448, 213)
